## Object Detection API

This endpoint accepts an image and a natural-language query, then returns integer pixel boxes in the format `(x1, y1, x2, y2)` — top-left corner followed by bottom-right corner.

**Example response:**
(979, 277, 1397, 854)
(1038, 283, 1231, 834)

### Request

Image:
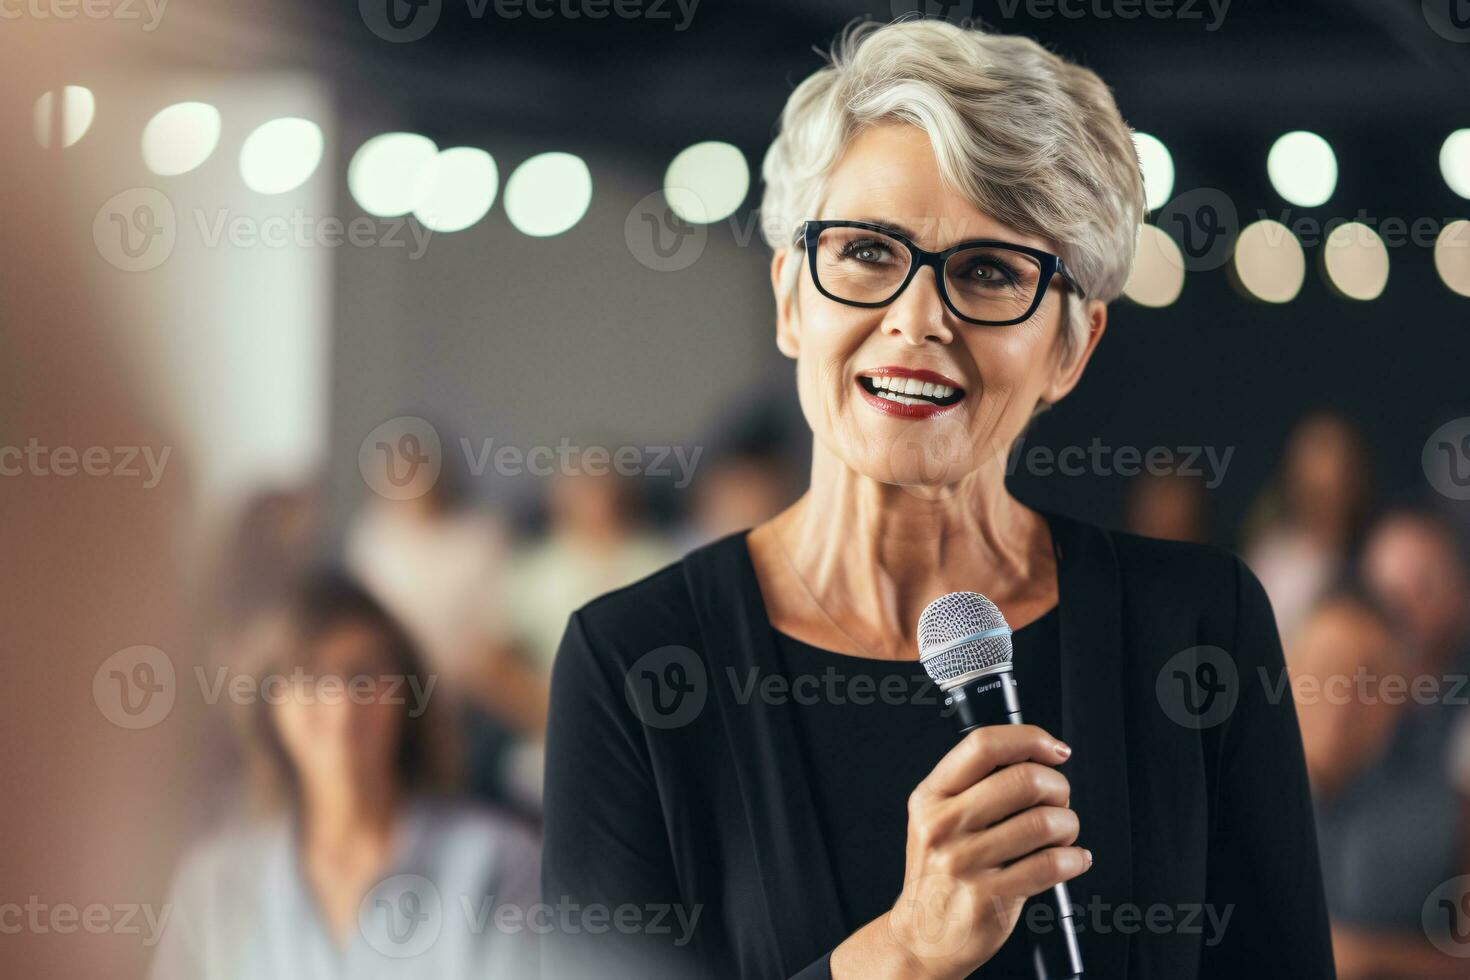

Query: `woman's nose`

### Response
(880, 265, 954, 346)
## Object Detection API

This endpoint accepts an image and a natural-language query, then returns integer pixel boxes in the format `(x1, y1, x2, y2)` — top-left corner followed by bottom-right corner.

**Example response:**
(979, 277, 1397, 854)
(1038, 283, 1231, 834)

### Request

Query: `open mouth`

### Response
(857, 373, 965, 408)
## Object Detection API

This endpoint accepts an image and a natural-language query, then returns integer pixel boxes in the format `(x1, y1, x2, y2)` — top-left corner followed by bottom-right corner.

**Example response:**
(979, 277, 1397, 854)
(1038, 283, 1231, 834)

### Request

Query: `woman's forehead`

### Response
(821, 128, 1054, 252)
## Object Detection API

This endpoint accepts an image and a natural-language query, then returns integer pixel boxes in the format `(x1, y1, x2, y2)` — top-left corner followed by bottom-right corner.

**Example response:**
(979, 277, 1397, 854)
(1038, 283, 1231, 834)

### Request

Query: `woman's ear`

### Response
(1040, 298, 1107, 406)
(771, 249, 800, 359)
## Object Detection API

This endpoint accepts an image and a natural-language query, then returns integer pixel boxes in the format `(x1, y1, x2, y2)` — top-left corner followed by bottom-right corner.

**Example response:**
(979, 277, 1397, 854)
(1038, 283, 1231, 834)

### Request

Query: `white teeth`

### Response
(875, 390, 925, 406)
(861, 375, 961, 404)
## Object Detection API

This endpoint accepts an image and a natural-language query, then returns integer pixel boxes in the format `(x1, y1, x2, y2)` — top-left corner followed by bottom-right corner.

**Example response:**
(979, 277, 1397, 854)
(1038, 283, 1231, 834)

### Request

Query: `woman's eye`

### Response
(961, 260, 1018, 286)
(839, 239, 892, 263)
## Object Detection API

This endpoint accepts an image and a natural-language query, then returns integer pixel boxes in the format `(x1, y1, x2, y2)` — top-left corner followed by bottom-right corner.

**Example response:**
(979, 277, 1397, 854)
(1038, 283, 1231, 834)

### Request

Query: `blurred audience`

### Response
(1362, 507, 1470, 684)
(1294, 589, 1470, 978)
(151, 572, 539, 980)
(347, 470, 547, 813)
(508, 461, 673, 674)
(678, 449, 797, 551)
(1123, 472, 1209, 544)
(1245, 411, 1371, 651)
(196, 484, 326, 825)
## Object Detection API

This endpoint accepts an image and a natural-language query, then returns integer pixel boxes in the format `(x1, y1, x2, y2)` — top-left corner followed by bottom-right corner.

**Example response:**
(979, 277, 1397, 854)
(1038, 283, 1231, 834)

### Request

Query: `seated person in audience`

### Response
(1294, 589, 1469, 978)
(150, 572, 540, 980)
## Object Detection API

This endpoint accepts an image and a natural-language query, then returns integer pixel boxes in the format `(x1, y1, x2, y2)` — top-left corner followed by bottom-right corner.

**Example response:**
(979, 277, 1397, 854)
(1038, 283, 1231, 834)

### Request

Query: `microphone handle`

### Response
(943, 666, 1084, 980)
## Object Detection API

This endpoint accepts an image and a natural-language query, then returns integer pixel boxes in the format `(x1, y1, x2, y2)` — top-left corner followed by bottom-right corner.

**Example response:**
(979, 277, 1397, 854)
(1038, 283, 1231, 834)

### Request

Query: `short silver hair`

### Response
(760, 18, 1147, 363)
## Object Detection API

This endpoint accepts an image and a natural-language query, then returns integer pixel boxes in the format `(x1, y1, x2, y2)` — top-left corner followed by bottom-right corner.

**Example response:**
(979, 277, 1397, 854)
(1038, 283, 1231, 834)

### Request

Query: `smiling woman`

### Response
(542, 18, 1334, 980)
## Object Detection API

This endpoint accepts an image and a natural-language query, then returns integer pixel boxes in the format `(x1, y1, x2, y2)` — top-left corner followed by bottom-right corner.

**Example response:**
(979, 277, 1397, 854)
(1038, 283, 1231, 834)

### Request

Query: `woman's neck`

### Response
(753, 442, 1056, 660)
(299, 774, 400, 857)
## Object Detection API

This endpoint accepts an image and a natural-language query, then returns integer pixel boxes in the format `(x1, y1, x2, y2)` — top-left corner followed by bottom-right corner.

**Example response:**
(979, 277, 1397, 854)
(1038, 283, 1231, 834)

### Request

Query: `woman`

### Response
(543, 19, 1333, 980)
(150, 572, 540, 980)
(1243, 411, 1371, 650)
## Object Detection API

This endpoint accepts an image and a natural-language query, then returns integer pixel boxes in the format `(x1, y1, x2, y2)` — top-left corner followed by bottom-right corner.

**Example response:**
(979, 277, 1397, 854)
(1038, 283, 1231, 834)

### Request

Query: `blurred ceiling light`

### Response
(1267, 131, 1336, 207)
(1123, 224, 1185, 307)
(1132, 132, 1174, 212)
(32, 86, 95, 148)
(1322, 221, 1389, 301)
(504, 152, 592, 237)
(348, 132, 438, 217)
(239, 117, 324, 195)
(663, 141, 749, 224)
(1434, 220, 1470, 297)
(1441, 129, 1470, 200)
(1233, 219, 1305, 303)
(412, 147, 499, 233)
(141, 101, 222, 176)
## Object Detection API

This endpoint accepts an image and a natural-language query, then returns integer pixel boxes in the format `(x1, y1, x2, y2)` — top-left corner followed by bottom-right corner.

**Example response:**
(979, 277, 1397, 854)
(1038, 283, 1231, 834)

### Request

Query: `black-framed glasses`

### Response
(797, 219, 1085, 327)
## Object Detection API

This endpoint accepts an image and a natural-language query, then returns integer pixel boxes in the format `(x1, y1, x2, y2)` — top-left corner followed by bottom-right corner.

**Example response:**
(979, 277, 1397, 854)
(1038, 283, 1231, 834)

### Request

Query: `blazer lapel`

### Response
(1043, 510, 1134, 979)
(682, 533, 848, 977)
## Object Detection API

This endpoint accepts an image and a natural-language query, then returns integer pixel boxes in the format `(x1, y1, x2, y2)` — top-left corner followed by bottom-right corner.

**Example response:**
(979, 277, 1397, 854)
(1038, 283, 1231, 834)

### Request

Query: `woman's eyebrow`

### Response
(852, 217, 922, 240)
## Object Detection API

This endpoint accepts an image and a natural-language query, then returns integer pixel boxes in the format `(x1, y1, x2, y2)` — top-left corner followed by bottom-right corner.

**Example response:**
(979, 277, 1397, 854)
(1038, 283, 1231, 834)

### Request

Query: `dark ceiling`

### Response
(114, 0, 1469, 158)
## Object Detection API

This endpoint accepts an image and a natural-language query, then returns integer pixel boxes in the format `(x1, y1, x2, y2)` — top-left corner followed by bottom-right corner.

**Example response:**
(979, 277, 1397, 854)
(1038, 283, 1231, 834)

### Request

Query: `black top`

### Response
(775, 607, 1060, 966)
(541, 512, 1335, 980)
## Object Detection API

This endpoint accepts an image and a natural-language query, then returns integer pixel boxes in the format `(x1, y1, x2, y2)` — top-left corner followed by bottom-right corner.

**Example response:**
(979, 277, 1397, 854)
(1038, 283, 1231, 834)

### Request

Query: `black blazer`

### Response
(541, 511, 1335, 979)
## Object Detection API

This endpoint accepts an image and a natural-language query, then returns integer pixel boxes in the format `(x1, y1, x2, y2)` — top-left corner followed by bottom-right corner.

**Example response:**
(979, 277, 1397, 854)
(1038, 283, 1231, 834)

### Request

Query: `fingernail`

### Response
(1083, 849, 1094, 868)
(1054, 741, 1072, 759)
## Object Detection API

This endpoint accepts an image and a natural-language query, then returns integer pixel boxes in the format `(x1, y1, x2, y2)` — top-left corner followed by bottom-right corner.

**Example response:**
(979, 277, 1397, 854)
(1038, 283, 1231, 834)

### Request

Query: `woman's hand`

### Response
(831, 725, 1089, 980)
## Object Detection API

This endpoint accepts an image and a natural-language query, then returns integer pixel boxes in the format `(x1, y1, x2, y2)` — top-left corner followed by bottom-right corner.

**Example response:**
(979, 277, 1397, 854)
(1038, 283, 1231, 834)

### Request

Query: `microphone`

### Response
(918, 592, 1083, 980)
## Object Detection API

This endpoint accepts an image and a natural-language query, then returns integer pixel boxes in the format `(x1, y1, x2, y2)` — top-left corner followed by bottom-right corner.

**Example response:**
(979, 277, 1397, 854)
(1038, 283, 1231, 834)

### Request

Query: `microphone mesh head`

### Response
(917, 591, 1014, 686)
